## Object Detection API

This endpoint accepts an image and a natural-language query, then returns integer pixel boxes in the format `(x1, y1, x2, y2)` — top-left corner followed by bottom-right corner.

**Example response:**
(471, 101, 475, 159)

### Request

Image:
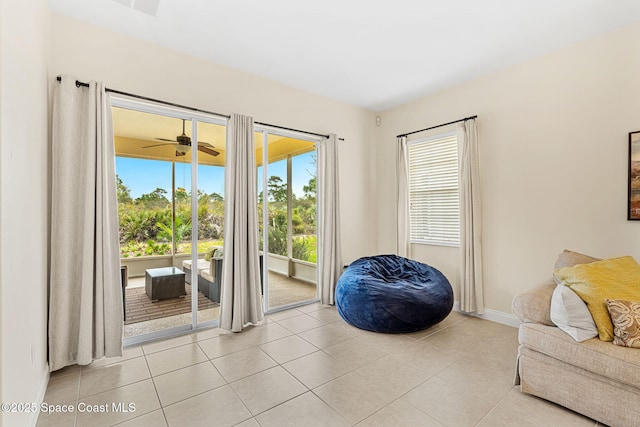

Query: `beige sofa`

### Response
(512, 251, 640, 427)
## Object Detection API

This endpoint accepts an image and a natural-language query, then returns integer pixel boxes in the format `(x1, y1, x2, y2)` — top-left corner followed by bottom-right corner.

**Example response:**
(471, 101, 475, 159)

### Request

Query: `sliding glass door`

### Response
(112, 95, 323, 342)
(256, 129, 320, 312)
(111, 97, 226, 344)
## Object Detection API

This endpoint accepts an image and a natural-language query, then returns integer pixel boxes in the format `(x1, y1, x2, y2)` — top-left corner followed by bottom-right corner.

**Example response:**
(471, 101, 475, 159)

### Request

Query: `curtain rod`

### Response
(56, 76, 336, 140)
(397, 115, 478, 138)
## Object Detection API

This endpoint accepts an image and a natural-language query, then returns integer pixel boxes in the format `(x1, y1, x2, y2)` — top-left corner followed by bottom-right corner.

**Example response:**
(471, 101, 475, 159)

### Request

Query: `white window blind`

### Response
(408, 132, 460, 246)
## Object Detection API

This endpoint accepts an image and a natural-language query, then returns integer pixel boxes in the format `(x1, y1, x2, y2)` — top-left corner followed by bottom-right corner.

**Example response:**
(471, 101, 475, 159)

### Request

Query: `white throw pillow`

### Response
(550, 284, 598, 342)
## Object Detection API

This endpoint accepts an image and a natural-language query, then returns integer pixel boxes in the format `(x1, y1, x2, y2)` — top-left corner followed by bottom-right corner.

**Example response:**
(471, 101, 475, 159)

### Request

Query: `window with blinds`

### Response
(408, 132, 460, 246)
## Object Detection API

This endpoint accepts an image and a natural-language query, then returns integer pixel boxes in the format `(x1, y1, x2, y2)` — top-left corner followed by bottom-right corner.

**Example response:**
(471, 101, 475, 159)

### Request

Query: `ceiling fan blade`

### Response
(198, 145, 220, 157)
(197, 141, 214, 148)
(143, 142, 177, 148)
(175, 150, 186, 157)
(155, 137, 178, 142)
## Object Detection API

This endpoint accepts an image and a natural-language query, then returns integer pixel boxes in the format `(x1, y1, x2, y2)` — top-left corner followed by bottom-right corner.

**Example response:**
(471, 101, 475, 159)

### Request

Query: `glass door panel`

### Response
(195, 120, 226, 324)
(259, 132, 318, 311)
(113, 107, 193, 337)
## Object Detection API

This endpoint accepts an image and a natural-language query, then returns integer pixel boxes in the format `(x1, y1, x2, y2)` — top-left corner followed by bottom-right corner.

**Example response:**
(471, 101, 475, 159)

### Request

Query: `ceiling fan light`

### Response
(175, 145, 190, 154)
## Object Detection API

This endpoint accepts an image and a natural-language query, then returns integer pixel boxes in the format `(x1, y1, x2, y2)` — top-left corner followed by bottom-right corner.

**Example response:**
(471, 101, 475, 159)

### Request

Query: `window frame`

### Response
(407, 130, 460, 247)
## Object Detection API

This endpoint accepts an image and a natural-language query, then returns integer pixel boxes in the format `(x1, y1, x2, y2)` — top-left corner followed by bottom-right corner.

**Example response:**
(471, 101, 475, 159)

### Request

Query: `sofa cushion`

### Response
(512, 278, 556, 326)
(606, 299, 640, 348)
(550, 284, 598, 342)
(553, 249, 600, 270)
(519, 323, 640, 390)
(554, 256, 640, 341)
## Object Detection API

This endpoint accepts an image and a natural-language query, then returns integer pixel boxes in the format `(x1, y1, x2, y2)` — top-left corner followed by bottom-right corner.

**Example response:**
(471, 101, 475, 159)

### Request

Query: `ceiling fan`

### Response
(143, 119, 220, 157)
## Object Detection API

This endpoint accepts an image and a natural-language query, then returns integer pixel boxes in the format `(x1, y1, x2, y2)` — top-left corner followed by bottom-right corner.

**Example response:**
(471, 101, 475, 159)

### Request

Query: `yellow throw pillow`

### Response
(553, 256, 640, 341)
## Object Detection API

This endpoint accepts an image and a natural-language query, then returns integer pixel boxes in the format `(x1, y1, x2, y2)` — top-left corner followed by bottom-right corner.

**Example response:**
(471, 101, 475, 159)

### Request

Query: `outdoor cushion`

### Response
(335, 255, 453, 333)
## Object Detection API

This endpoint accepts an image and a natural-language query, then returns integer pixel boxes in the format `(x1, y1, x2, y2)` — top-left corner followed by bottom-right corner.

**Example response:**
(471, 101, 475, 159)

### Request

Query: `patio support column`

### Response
(287, 155, 293, 276)
(171, 161, 176, 257)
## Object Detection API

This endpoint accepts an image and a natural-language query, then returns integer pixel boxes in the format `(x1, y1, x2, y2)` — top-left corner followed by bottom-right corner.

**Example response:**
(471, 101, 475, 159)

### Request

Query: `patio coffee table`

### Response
(145, 267, 186, 301)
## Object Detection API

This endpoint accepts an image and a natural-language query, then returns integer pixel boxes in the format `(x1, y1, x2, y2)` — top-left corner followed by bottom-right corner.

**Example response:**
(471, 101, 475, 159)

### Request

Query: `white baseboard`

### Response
(27, 364, 50, 427)
(453, 301, 520, 328)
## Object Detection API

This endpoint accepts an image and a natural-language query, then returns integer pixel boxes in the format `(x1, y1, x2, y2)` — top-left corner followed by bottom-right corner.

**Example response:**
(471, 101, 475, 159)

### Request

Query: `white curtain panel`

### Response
(219, 113, 264, 332)
(396, 136, 411, 258)
(458, 119, 484, 314)
(49, 76, 122, 371)
(317, 134, 342, 305)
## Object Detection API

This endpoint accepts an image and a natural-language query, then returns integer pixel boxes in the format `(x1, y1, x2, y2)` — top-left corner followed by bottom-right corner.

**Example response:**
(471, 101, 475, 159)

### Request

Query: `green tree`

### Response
(137, 188, 169, 209)
(175, 187, 189, 203)
(302, 176, 316, 200)
(209, 192, 223, 202)
(116, 175, 132, 204)
(268, 176, 287, 203)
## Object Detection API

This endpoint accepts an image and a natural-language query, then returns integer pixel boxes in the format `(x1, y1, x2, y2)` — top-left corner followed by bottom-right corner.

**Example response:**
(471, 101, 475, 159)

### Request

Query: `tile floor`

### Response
(37, 305, 602, 427)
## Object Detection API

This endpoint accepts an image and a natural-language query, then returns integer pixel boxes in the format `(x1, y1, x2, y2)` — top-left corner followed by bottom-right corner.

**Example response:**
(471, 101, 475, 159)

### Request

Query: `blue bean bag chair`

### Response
(336, 255, 453, 333)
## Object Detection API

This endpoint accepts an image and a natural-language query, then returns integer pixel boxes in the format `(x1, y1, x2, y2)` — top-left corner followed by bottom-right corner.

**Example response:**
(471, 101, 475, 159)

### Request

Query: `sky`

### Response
(116, 152, 316, 199)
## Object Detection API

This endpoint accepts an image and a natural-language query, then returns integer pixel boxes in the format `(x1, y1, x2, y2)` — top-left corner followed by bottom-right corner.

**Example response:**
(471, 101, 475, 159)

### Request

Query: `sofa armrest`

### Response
(512, 278, 556, 326)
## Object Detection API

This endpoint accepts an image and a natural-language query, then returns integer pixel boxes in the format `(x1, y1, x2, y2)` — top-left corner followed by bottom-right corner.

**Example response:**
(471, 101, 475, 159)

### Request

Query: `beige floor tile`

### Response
(211, 347, 277, 382)
(49, 364, 82, 379)
(75, 379, 160, 427)
(439, 318, 519, 370)
(83, 346, 145, 370)
(428, 358, 514, 405)
(393, 338, 460, 377)
(297, 322, 360, 349)
(313, 371, 389, 425)
(163, 385, 252, 427)
(356, 399, 444, 427)
(259, 335, 319, 364)
(145, 343, 207, 377)
(230, 366, 307, 415)
(153, 361, 226, 407)
(416, 318, 483, 352)
(42, 372, 80, 405)
(192, 327, 223, 342)
(401, 324, 449, 341)
(295, 303, 322, 313)
(305, 307, 344, 323)
(233, 418, 261, 427)
(276, 314, 326, 334)
(197, 332, 257, 359)
(476, 388, 598, 427)
(266, 308, 304, 322)
(282, 350, 352, 389)
(351, 331, 415, 354)
(238, 322, 293, 345)
(142, 334, 195, 355)
(79, 356, 150, 398)
(322, 336, 388, 370)
(114, 409, 168, 427)
(35, 409, 76, 427)
(255, 392, 349, 427)
(425, 310, 470, 332)
(402, 375, 498, 426)
(356, 355, 430, 401)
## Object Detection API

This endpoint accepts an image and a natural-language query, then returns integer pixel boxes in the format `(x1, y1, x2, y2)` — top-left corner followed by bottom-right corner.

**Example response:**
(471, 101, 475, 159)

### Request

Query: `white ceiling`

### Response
(49, 0, 640, 111)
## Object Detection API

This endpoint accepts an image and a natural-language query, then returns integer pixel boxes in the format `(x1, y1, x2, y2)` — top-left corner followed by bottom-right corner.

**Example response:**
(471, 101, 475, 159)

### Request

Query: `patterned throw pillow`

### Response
(605, 299, 640, 348)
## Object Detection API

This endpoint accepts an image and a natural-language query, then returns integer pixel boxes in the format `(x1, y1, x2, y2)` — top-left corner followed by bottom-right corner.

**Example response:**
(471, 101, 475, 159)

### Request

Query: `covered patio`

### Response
(123, 271, 317, 338)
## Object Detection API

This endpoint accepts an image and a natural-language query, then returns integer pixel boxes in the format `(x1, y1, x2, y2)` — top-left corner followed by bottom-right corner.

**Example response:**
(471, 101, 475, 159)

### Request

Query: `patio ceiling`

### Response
(112, 107, 315, 167)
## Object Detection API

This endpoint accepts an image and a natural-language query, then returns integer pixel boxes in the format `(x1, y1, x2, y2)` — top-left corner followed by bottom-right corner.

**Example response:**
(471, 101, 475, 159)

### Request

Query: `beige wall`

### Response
(48, 13, 377, 265)
(376, 23, 640, 315)
(0, 0, 50, 425)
